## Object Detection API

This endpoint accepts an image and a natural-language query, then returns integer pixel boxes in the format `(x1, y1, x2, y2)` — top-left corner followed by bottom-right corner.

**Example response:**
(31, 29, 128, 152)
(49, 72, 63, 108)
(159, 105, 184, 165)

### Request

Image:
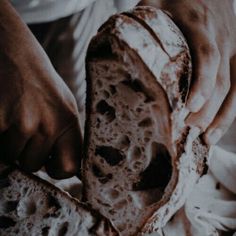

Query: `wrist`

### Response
(0, 0, 37, 59)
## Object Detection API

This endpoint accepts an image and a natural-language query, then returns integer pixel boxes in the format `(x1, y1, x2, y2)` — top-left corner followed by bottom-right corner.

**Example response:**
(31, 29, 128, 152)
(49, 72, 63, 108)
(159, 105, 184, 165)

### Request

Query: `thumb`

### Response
(45, 122, 82, 179)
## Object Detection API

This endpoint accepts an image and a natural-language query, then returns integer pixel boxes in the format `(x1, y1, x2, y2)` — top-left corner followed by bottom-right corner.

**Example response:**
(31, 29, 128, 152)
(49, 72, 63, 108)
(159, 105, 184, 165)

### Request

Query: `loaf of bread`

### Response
(83, 6, 208, 235)
(0, 163, 118, 236)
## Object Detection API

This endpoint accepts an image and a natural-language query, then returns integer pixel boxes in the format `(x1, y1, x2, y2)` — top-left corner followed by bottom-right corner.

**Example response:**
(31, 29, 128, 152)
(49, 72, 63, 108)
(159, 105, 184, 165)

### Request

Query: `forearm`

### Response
(0, 0, 40, 59)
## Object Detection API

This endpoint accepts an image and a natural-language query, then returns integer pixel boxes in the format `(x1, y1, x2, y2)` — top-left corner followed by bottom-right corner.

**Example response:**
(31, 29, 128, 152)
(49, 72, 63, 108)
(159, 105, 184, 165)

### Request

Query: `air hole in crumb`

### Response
(138, 118, 153, 127)
(47, 195, 61, 211)
(23, 187, 29, 194)
(144, 130, 152, 138)
(114, 199, 128, 209)
(58, 222, 69, 236)
(92, 165, 106, 178)
(136, 107, 142, 113)
(96, 100, 116, 122)
(127, 195, 132, 202)
(42, 226, 50, 236)
(144, 137, 150, 143)
(26, 222, 33, 230)
(132, 146, 142, 160)
(108, 209, 116, 215)
(133, 161, 142, 170)
(96, 199, 111, 207)
(109, 85, 117, 95)
(42, 195, 61, 218)
(133, 143, 172, 193)
(19, 200, 37, 216)
(109, 189, 120, 199)
(97, 80, 103, 88)
(0, 216, 16, 228)
(95, 146, 125, 166)
(92, 165, 112, 184)
(122, 79, 155, 103)
(117, 223, 127, 232)
(103, 90, 110, 98)
(119, 135, 130, 149)
(3, 201, 18, 213)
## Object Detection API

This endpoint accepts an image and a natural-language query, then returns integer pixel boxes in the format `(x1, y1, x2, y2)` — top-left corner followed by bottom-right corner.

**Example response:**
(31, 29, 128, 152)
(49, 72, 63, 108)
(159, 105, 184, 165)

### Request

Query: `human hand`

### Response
(0, 1, 82, 179)
(139, 0, 236, 145)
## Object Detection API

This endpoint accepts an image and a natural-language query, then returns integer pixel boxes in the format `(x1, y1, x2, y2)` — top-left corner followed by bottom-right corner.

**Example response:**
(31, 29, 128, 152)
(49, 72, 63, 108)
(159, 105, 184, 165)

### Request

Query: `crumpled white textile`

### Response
(162, 145, 236, 236)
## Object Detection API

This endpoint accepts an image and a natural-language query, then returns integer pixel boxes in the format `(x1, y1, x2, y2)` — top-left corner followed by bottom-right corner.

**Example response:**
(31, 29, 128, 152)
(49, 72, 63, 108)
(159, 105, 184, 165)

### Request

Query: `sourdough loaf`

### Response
(83, 6, 208, 235)
(0, 163, 118, 236)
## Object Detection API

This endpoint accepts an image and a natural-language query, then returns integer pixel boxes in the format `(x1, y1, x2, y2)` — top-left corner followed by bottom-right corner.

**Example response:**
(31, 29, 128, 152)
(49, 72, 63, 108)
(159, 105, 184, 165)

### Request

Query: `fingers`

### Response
(18, 133, 52, 172)
(186, 54, 230, 133)
(204, 57, 236, 144)
(45, 122, 82, 179)
(0, 121, 82, 178)
(0, 99, 82, 179)
(204, 89, 236, 144)
(159, 4, 220, 112)
(0, 126, 29, 163)
(186, 28, 220, 112)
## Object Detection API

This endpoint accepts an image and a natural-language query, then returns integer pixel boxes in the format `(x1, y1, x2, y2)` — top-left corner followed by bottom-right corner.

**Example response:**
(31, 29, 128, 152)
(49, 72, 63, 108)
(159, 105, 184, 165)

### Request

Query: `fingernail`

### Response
(206, 129, 222, 145)
(187, 94, 205, 112)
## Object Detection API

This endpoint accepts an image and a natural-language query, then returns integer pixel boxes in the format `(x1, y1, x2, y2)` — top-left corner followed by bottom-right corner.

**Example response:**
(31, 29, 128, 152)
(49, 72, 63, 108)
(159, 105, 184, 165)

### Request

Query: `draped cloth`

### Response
(162, 134, 236, 236)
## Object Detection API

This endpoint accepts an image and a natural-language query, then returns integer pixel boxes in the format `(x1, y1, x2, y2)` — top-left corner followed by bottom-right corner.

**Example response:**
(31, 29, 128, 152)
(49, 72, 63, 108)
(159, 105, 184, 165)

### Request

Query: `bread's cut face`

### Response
(83, 7, 208, 236)
(0, 163, 118, 236)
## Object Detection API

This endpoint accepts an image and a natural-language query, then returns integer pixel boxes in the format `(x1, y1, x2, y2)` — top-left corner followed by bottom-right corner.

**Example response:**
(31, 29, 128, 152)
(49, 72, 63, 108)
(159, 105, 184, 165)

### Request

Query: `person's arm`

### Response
(139, 0, 236, 145)
(0, 0, 82, 179)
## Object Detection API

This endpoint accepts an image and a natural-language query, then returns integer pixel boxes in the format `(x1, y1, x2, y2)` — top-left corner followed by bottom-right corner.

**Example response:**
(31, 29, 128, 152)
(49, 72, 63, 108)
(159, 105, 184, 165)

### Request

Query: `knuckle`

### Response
(201, 114, 214, 131)
(18, 122, 36, 136)
(200, 78, 215, 98)
(65, 164, 78, 175)
(43, 124, 55, 138)
(68, 99, 79, 117)
(218, 79, 231, 95)
(199, 42, 220, 59)
(187, 8, 204, 23)
(221, 118, 233, 131)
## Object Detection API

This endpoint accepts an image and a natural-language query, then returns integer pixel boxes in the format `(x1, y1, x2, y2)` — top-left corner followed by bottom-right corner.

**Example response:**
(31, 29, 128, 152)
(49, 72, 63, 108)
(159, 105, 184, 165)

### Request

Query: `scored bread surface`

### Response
(83, 6, 208, 236)
(0, 163, 118, 236)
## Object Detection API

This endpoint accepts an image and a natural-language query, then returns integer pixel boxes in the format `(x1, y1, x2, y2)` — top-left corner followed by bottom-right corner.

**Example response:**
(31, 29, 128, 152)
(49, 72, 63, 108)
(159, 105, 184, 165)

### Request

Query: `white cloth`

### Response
(218, 120, 236, 153)
(11, 0, 140, 24)
(162, 145, 236, 236)
(11, 0, 96, 23)
(114, 0, 140, 12)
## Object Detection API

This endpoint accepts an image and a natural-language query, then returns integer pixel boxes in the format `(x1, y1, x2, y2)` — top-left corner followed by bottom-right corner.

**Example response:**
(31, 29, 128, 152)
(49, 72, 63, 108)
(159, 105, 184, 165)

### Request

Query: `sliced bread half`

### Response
(83, 6, 208, 235)
(0, 163, 118, 236)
